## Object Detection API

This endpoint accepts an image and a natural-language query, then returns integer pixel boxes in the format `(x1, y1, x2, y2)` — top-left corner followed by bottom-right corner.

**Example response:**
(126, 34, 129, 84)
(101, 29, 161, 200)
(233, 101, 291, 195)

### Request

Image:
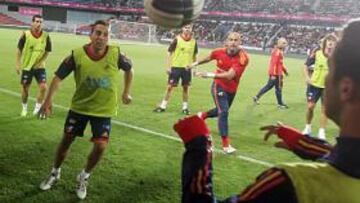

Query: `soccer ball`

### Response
(144, 0, 205, 28)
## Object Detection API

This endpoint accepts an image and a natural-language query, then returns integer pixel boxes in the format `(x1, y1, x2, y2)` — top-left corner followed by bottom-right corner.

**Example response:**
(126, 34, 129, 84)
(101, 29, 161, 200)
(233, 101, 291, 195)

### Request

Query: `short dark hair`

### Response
(321, 33, 337, 54)
(90, 20, 109, 34)
(32, 15, 42, 22)
(331, 19, 360, 87)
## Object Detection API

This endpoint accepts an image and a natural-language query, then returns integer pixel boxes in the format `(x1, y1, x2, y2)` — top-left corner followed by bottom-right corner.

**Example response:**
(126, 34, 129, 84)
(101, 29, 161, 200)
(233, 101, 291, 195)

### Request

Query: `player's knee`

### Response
(94, 141, 108, 152)
(62, 133, 75, 146)
(167, 85, 174, 91)
(307, 102, 315, 110)
(22, 84, 30, 92)
(39, 83, 47, 92)
(91, 131, 109, 149)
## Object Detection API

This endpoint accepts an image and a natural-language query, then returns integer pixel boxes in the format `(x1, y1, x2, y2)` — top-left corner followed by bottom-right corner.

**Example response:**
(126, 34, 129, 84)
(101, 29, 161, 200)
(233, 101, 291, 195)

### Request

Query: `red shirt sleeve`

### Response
(210, 50, 218, 60)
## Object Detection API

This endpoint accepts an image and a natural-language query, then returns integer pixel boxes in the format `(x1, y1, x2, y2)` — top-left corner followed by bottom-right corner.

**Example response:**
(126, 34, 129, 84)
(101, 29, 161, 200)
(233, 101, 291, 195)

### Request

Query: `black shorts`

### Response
(64, 110, 111, 142)
(168, 67, 191, 86)
(307, 85, 324, 104)
(21, 69, 46, 85)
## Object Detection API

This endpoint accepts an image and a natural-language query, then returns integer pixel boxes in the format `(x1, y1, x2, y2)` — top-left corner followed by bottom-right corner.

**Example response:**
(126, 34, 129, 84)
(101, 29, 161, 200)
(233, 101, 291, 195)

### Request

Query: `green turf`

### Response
(0, 28, 338, 202)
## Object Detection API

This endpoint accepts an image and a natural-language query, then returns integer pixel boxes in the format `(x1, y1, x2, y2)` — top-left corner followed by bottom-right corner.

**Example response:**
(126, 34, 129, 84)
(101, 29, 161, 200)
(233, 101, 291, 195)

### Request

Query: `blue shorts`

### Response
(21, 68, 46, 85)
(64, 110, 111, 142)
(307, 85, 324, 104)
(168, 67, 191, 86)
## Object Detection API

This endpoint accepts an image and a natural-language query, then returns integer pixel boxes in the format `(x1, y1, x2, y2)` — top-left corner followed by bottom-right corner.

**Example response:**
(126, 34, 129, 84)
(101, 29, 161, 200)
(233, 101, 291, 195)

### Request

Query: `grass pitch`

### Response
(0, 28, 338, 202)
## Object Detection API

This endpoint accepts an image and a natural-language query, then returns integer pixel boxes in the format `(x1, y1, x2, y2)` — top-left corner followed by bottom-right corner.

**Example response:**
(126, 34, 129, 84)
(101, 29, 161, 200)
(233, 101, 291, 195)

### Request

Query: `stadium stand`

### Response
(0, 0, 351, 54)
(0, 13, 27, 26)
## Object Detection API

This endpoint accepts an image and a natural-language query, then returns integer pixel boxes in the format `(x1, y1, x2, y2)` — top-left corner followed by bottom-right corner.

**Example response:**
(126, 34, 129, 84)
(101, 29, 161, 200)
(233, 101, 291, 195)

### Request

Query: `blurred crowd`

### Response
(155, 20, 335, 54)
(22, 0, 353, 54)
(45, 0, 360, 17)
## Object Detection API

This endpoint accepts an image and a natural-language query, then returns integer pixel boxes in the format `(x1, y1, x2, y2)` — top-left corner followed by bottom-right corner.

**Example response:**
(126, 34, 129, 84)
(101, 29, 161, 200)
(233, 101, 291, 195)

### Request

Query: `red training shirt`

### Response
(268, 47, 286, 76)
(210, 48, 249, 93)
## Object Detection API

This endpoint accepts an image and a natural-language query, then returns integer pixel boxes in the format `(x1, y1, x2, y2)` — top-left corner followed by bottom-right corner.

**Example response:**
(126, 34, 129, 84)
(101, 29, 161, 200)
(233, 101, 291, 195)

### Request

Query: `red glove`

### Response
(173, 115, 210, 144)
(277, 125, 304, 149)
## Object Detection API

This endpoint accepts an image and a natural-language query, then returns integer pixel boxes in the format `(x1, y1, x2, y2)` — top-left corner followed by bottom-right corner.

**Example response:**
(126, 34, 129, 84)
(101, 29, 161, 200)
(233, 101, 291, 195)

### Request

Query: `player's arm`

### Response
(15, 32, 25, 75)
(261, 123, 333, 161)
(303, 65, 312, 84)
(282, 65, 288, 76)
(119, 53, 133, 104)
(174, 116, 298, 203)
(174, 116, 215, 203)
(193, 41, 199, 62)
(196, 68, 236, 80)
(279, 53, 288, 76)
(166, 38, 177, 74)
(39, 55, 75, 119)
(221, 168, 297, 203)
(303, 55, 315, 84)
(195, 63, 239, 80)
(187, 55, 212, 69)
(33, 35, 52, 68)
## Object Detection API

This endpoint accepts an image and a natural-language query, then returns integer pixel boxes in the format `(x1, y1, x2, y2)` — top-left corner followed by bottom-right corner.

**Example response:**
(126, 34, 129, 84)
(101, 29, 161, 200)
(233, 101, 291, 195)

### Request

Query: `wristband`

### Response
(206, 72, 216, 78)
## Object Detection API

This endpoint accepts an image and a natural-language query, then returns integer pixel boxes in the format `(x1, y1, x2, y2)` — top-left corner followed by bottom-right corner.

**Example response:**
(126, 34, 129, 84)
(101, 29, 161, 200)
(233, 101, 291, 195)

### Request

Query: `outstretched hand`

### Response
(260, 122, 290, 149)
(260, 122, 283, 141)
(260, 121, 285, 141)
(194, 71, 206, 78)
(194, 71, 215, 78)
(260, 122, 304, 150)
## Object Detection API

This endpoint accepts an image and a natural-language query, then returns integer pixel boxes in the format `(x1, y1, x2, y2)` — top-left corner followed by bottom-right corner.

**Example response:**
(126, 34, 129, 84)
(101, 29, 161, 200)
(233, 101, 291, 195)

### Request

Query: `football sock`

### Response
(318, 128, 326, 139)
(79, 169, 90, 180)
(221, 136, 229, 148)
(182, 102, 188, 110)
(22, 103, 28, 110)
(51, 167, 61, 175)
(34, 102, 42, 112)
(303, 124, 312, 134)
(160, 100, 168, 109)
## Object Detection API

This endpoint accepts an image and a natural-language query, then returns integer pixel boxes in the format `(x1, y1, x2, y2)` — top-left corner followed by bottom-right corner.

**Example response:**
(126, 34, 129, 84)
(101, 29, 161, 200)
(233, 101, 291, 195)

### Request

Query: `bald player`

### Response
(253, 38, 289, 109)
(187, 32, 249, 154)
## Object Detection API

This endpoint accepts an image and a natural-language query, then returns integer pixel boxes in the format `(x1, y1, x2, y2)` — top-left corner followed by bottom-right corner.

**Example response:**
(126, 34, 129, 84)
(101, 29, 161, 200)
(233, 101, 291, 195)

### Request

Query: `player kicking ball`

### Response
(187, 32, 249, 154)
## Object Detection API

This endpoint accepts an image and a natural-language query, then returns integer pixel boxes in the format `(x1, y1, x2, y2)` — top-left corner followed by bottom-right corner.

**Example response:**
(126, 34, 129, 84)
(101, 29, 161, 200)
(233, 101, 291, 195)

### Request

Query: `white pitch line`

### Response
(0, 87, 273, 167)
